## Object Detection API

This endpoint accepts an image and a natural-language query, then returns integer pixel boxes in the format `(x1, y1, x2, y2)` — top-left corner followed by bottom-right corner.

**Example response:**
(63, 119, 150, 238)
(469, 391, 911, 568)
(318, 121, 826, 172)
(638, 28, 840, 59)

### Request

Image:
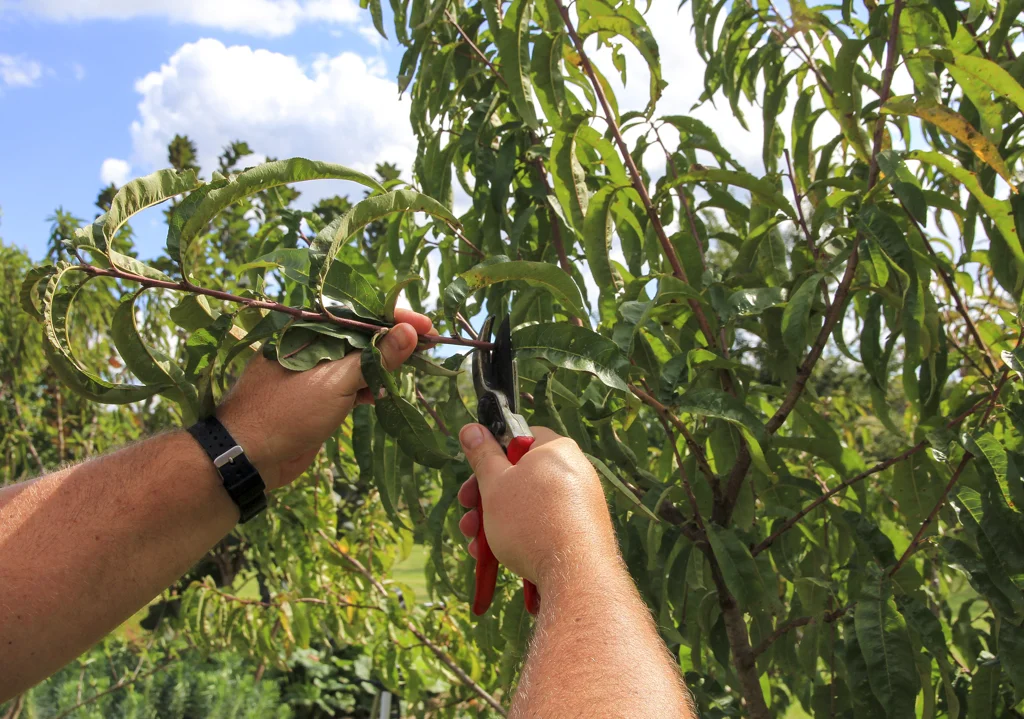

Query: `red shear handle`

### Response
(472, 435, 540, 616)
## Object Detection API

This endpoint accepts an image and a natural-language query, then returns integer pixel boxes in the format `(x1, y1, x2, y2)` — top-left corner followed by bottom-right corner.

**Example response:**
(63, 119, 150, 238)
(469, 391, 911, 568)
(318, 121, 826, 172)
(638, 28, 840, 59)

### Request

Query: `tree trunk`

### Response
(711, 562, 770, 719)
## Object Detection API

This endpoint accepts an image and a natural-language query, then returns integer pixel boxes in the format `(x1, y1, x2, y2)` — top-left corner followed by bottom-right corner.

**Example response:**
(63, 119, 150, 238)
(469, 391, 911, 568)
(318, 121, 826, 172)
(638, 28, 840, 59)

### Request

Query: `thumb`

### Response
(332, 322, 420, 398)
(459, 424, 511, 492)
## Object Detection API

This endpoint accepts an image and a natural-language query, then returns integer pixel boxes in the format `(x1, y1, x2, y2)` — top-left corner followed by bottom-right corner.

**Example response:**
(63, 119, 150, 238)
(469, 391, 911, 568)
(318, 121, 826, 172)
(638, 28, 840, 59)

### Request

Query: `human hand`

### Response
(457, 425, 619, 592)
(217, 309, 436, 491)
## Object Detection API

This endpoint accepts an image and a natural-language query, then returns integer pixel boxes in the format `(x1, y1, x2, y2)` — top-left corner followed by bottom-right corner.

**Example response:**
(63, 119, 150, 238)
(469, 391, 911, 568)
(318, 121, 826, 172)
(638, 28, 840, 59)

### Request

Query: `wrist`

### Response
(534, 533, 625, 596)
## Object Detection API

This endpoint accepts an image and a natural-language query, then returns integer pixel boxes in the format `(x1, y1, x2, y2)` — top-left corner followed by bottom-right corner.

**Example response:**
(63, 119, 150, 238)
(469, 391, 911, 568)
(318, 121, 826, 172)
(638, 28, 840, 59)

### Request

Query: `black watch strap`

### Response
(187, 416, 267, 523)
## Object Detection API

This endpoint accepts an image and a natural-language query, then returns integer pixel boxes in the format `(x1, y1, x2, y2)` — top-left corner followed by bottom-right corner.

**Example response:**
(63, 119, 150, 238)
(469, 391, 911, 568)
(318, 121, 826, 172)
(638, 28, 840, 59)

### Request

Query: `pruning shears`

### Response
(471, 316, 540, 616)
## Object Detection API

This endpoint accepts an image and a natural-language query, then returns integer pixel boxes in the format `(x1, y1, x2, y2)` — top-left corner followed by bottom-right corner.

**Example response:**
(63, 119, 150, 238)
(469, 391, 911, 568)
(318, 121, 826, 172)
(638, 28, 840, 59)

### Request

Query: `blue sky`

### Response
(0, 0, 408, 260)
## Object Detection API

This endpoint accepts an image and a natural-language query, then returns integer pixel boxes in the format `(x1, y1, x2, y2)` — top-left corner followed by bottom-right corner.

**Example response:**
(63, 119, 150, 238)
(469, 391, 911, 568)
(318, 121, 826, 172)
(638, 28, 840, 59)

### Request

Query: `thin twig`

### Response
(751, 387, 1001, 556)
(651, 123, 706, 271)
(52, 660, 178, 719)
(317, 531, 508, 715)
(784, 149, 814, 256)
(752, 603, 852, 657)
(888, 368, 1011, 576)
(417, 387, 451, 436)
(444, 9, 508, 87)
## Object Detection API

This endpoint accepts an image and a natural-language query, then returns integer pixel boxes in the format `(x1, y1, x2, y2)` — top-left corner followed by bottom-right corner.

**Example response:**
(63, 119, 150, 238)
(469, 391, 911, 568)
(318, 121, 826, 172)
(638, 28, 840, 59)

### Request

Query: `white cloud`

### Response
(128, 39, 416, 186)
(100, 157, 132, 186)
(20, 0, 359, 37)
(72, 62, 86, 81)
(358, 24, 386, 50)
(0, 54, 43, 87)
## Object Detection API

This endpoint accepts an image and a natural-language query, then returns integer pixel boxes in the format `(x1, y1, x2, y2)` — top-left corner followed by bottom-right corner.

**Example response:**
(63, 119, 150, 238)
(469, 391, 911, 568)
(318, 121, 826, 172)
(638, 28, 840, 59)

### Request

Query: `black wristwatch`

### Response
(187, 416, 267, 523)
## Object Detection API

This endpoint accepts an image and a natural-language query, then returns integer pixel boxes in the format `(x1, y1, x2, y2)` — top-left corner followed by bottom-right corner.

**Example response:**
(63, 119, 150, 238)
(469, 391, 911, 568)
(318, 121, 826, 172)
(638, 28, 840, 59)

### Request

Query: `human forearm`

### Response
(510, 554, 693, 719)
(0, 431, 235, 700)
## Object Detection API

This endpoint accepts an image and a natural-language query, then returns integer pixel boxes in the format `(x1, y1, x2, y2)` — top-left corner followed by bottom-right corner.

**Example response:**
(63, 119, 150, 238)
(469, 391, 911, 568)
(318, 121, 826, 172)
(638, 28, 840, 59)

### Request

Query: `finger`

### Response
(331, 322, 419, 398)
(529, 426, 565, 447)
(468, 536, 480, 560)
(459, 509, 480, 538)
(458, 476, 479, 508)
(460, 424, 511, 493)
(354, 387, 374, 405)
(392, 309, 435, 336)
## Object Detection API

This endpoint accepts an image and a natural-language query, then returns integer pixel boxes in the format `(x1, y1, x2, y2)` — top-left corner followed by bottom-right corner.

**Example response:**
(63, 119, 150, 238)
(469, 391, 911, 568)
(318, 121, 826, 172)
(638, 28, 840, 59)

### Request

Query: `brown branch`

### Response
(52, 660, 178, 719)
(784, 148, 814, 256)
(653, 411, 706, 533)
(630, 384, 719, 497)
(651, 123, 706, 271)
(444, 9, 508, 87)
(888, 369, 1010, 576)
(455, 312, 479, 339)
(751, 388, 999, 556)
(78, 263, 494, 350)
(752, 603, 852, 657)
(417, 387, 451, 436)
(719, 0, 908, 522)
(901, 202, 997, 376)
(317, 531, 508, 715)
(867, 0, 905, 188)
(556, 2, 722, 354)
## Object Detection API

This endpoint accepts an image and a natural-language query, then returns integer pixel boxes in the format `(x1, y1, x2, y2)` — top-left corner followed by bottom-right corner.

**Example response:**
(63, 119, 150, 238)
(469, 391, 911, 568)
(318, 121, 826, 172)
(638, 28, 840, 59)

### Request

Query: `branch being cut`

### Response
(78, 263, 494, 350)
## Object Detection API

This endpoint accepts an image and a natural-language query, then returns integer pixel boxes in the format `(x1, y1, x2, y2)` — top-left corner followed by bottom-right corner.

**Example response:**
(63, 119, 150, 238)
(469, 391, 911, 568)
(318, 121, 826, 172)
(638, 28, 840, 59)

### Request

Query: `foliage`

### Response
(10, 0, 1024, 717)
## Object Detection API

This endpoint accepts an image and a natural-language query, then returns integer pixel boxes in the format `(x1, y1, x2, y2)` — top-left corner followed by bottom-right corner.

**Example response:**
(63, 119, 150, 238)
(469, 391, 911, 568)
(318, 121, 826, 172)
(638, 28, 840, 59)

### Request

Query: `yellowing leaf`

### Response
(884, 96, 1017, 191)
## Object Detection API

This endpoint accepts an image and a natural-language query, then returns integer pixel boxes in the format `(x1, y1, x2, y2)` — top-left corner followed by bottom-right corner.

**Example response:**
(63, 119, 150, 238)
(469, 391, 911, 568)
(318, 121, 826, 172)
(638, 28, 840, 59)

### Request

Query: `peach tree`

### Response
(20, 0, 1024, 716)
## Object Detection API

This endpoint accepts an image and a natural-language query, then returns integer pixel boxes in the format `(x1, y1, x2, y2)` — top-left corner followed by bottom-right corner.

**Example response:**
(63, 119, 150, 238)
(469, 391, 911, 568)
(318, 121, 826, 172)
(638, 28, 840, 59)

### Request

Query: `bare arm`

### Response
(0, 312, 433, 702)
(457, 426, 696, 718)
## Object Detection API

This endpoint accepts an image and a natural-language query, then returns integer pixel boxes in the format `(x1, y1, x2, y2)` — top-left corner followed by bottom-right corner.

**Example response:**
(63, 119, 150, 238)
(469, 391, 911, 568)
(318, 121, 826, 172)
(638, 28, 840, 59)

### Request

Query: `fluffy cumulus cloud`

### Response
(100, 157, 132, 186)
(128, 39, 416, 184)
(20, 0, 359, 37)
(0, 54, 43, 87)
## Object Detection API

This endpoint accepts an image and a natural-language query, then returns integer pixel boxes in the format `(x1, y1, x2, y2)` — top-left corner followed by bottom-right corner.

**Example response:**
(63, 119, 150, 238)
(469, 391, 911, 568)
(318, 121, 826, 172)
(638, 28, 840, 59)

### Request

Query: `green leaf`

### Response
(360, 334, 453, 468)
(706, 524, 766, 610)
(499, 0, 540, 130)
(1003, 348, 1024, 381)
(365, 0, 386, 38)
(531, 32, 568, 127)
(726, 286, 787, 318)
(583, 184, 625, 289)
(384, 274, 420, 323)
(169, 159, 383, 272)
(406, 352, 462, 377)
(170, 294, 217, 331)
(19, 265, 55, 322)
(550, 115, 590, 232)
(586, 453, 661, 522)
(41, 266, 165, 404)
(908, 151, 1021, 263)
(276, 324, 351, 372)
(578, 12, 663, 112)
(111, 290, 200, 424)
(310, 189, 458, 305)
(1000, 620, 1024, 701)
(659, 168, 796, 218)
(967, 662, 999, 719)
(460, 257, 586, 320)
(914, 48, 1024, 117)
(854, 580, 921, 718)
(103, 168, 200, 250)
(676, 387, 772, 476)
(511, 323, 628, 391)
(782, 273, 822, 356)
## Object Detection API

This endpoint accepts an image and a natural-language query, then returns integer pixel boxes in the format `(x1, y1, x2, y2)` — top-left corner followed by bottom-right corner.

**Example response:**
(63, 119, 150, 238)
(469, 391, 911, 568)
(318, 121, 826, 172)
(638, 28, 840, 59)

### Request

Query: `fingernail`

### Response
(383, 325, 414, 354)
(460, 424, 485, 450)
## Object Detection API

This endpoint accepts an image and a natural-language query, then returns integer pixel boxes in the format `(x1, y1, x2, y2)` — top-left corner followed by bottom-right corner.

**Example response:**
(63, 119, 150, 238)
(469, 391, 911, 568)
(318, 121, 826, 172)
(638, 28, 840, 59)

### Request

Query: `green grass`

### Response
(390, 543, 430, 603)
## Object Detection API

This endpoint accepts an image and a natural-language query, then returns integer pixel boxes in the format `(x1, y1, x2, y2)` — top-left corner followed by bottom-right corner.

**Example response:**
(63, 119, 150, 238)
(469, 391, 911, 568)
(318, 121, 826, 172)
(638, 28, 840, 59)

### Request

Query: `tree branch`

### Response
(318, 531, 508, 716)
(52, 660, 179, 719)
(888, 368, 1010, 576)
(556, 2, 723, 355)
(752, 603, 852, 657)
(751, 387, 1001, 556)
(78, 263, 494, 350)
